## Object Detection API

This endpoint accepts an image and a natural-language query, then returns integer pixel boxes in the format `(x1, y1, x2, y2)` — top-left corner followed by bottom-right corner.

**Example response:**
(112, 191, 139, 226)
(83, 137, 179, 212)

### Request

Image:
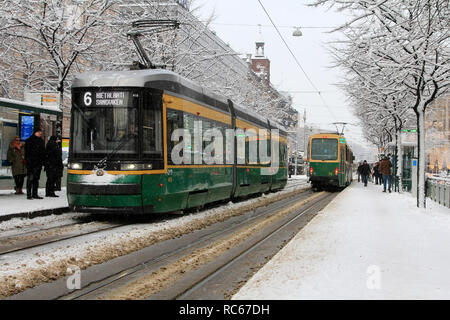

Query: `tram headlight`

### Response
(121, 163, 137, 170)
(119, 163, 152, 170)
(69, 163, 82, 169)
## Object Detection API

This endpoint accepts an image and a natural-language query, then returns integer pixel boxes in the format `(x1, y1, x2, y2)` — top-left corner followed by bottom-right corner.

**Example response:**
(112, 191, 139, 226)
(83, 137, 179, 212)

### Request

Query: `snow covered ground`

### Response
(233, 181, 450, 300)
(0, 188, 67, 217)
(0, 182, 310, 298)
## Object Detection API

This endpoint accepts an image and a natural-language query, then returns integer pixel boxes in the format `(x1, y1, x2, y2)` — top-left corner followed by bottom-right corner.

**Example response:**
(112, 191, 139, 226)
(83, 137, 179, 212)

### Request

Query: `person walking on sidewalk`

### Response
(373, 162, 381, 185)
(7, 136, 27, 194)
(25, 128, 45, 200)
(379, 156, 392, 193)
(44, 136, 63, 197)
(360, 160, 371, 187)
(357, 162, 362, 182)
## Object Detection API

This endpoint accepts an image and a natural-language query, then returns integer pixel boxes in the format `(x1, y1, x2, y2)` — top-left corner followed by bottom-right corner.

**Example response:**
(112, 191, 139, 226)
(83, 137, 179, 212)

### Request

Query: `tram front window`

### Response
(72, 90, 139, 159)
(311, 138, 338, 161)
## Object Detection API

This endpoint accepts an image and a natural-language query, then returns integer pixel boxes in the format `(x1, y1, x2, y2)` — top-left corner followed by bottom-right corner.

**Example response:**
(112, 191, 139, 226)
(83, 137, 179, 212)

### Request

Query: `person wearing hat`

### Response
(44, 135, 63, 197)
(24, 128, 45, 199)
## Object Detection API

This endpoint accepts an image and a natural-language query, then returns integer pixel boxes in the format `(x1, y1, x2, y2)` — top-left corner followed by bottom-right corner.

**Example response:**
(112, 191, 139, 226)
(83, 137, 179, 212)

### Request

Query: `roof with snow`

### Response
(0, 97, 62, 116)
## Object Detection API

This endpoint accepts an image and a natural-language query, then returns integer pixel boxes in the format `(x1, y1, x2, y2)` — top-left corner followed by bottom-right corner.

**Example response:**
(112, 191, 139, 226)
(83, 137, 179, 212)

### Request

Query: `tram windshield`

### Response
(71, 90, 142, 159)
(311, 138, 338, 160)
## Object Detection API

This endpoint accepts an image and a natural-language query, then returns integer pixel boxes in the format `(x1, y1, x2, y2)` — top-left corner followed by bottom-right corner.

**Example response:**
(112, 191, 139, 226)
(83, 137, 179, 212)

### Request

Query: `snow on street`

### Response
(0, 182, 309, 298)
(233, 181, 450, 299)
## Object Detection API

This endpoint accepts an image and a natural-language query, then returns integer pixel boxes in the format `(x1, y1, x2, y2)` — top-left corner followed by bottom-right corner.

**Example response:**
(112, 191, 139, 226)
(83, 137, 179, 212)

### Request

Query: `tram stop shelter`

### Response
(0, 97, 62, 180)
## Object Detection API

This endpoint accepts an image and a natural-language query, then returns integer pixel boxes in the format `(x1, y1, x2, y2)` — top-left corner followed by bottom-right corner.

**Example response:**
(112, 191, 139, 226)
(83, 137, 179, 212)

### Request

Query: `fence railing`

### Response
(426, 176, 450, 208)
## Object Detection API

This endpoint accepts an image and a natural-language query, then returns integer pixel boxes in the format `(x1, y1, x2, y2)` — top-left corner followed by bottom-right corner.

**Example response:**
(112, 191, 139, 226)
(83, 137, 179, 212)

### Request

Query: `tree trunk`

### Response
(56, 85, 64, 140)
(397, 129, 403, 193)
(417, 110, 426, 208)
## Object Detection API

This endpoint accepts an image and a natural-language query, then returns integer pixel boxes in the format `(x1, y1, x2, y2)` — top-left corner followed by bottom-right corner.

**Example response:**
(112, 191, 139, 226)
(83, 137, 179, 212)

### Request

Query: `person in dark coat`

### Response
(45, 136, 63, 197)
(373, 162, 381, 185)
(357, 162, 363, 182)
(25, 128, 45, 199)
(7, 136, 27, 194)
(288, 162, 294, 178)
(360, 160, 371, 187)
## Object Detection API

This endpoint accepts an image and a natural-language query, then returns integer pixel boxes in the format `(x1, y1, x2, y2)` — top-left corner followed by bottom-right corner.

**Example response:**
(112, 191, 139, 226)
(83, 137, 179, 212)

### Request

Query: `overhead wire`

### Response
(256, 0, 339, 122)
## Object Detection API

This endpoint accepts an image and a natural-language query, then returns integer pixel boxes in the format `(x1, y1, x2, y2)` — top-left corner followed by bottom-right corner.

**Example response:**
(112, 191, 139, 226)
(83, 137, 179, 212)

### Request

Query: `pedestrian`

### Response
(357, 162, 362, 182)
(373, 162, 380, 185)
(25, 128, 46, 199)
(379, 156, 392, 193)
(288, 162, 294, 178)
(44, 136, 63, 197)
(360, 160, 371, 187)
(7, 136, 27, 194)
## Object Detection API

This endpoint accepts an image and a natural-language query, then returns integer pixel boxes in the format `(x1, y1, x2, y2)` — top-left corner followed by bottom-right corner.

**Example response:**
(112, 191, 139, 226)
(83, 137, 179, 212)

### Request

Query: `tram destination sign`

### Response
(82, 91, 131, 107)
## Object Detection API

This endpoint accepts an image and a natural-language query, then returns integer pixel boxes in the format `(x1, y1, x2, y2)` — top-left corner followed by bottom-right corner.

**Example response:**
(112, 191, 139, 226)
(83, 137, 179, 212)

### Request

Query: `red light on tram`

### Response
(310, 166, 314, 175)
(159, 184, 164, 188)
(323, 136, 327, 139)
(335, 167, 339, 176)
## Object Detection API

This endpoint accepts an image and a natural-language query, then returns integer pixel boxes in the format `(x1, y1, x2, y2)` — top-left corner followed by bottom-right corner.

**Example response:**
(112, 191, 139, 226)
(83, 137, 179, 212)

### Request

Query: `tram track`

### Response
(3, 183, 314, 300)
(0, 221, 127, 256)
(53, 189, 335, 300)
(58, 190, 316, 300)
(0, 180, 308, 258)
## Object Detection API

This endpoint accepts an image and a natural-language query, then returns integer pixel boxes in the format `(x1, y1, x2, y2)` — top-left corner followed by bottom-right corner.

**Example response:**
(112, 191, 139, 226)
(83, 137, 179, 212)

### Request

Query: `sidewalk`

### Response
(0, 188, 68, 222)
(233, 180, 450, 299)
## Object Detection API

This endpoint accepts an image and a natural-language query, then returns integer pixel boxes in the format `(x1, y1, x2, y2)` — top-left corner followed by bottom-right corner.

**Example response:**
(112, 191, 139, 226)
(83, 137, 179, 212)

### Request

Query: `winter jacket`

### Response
(360, 163, 371, 176)
(357, 164, 363, 174)
(7, 143, 27, 176)
(45, 137, 63, 176)
(379, 158, 392, 175)
(373, 164, 380, 176)
(25, 133, 46, 170)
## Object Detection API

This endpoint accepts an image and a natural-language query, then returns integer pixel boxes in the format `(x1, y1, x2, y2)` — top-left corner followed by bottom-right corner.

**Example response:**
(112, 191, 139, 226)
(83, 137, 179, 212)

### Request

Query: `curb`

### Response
(0, 207, 70, 223)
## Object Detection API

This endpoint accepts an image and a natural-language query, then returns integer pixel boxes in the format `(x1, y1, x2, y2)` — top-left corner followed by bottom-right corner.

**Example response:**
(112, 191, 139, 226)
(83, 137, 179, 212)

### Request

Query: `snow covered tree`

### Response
(312, 0, 450, 206)
(0, 0, 120, 137)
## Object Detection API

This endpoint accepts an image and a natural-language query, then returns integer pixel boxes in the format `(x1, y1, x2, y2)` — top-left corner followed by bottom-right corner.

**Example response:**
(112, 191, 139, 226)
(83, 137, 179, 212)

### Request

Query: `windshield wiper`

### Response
(95, 133, 137, 169)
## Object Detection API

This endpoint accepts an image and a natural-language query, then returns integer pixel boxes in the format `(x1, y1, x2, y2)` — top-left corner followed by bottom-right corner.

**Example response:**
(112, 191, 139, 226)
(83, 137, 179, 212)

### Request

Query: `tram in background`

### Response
(307, 133, 354, 190)
(67, 69, 288, 214)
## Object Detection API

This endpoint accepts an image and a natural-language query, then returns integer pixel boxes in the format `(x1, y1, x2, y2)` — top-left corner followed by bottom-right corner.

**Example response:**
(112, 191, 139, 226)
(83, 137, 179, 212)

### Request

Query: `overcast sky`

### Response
(194, 0, 374, 154)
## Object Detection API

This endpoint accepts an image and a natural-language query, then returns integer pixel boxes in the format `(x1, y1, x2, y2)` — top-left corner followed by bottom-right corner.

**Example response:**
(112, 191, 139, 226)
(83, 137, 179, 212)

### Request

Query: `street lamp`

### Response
(292, 27, 302, 37)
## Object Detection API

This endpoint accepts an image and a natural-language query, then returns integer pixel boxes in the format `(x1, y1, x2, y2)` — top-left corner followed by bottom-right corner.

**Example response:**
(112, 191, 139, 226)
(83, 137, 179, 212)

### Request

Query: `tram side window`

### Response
(279, 142, 287, 167)
(167, 109, 183, 164)
(142, 92, 163, 158)
(183, 112, 197, 164)
(245, 129, 258, 165)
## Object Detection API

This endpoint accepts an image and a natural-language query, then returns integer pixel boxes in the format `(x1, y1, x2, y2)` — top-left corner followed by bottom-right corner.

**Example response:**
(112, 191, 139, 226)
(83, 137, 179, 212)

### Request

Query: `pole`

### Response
(295, 138, 298, 175)
(303, 109, 306, 161)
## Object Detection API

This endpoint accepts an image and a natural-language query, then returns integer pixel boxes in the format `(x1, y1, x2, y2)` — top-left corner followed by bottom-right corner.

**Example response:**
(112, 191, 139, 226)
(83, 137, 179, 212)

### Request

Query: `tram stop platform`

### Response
(233, 180, 450, 300)
(0, 168, 69, 221)
(0, 188, 68, 222)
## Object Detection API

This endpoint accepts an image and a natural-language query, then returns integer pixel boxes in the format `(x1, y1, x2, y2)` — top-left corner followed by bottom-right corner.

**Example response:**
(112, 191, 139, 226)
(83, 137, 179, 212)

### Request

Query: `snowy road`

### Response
(1, 179, 310, 299)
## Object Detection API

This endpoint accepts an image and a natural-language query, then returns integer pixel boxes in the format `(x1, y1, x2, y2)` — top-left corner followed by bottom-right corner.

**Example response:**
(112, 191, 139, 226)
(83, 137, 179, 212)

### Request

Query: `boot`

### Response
(17, 188, 24, 195)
